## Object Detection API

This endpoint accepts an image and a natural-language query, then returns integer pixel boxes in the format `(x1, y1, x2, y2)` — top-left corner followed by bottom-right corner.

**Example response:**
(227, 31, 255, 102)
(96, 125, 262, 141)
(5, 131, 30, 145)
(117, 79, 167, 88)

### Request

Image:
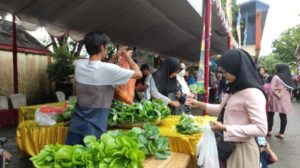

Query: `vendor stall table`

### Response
(18, 102, 65, 122)
(143, 152, 190, 168)
(17, 103, 215, 168)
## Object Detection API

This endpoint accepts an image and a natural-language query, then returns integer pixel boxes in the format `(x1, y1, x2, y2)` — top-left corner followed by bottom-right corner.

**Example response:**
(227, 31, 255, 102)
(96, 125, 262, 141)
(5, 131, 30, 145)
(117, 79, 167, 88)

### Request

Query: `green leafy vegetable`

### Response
(108, 99, 171, 126)
(128, 123, 170, 160)
(176, 113, 203, 135)
(189, 83, 205, 94)
(55, 97, 77, 122)
(31, 124, 170, 167)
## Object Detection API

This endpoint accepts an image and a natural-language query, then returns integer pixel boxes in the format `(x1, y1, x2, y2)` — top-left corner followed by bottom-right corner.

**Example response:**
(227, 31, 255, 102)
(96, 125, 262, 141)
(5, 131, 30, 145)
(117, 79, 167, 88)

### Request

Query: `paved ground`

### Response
(1, 101, 299, 168)
(268, 100, 300, 168)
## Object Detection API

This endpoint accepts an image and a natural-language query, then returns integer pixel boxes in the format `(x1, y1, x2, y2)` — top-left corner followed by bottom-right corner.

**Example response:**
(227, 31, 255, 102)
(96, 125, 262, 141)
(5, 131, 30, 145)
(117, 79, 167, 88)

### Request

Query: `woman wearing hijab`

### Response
(153, 57, 182, 96)
(267, 64, 293, 139)
(186, 48, 267, 168)
(140, 62, 180, 108)
(152, 57, 182, 113)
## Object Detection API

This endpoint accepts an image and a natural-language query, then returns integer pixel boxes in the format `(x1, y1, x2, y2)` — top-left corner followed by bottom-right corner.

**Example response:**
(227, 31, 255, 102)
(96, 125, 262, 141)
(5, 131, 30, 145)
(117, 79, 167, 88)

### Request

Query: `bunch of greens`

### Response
(56, 97, 77, 122)
(176, 113, 203, 135)
(129, 123, 170, 160)
(189, 83, 205, 94)
(31, 144, 63, 168)
(31, 124, 169, 168)
(108, 99, 171, 127)
(31, 132, 145, 168)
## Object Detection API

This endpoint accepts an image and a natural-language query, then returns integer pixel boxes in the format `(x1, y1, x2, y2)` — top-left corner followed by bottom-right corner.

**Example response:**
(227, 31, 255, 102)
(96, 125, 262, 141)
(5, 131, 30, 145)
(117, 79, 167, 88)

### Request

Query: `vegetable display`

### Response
(31, 124, 170, 168)
(176, 113, 203, 135)
(189, 83, 205, 94)
(108, 99, 171, 127)
(129, 123, 170, 160)
(54, 98, 171, 127)
(55, 97, 77, 122)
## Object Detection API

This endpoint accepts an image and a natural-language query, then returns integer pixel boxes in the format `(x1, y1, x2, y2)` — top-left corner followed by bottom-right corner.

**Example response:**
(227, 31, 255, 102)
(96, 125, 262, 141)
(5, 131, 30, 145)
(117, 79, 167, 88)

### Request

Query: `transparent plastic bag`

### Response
(35, 106, 64, 126)
(196, 124, 219, 168)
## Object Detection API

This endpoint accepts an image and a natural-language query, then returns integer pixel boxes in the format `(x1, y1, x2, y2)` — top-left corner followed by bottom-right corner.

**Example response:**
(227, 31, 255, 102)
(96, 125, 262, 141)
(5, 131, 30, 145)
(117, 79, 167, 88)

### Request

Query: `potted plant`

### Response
(47, 45, 74, 99)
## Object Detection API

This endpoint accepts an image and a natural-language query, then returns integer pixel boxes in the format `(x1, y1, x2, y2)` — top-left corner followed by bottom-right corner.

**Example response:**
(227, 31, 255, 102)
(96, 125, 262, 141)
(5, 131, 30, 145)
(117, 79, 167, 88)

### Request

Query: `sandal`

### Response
(266, 132, 272, 137)
(275, 134, 284, 139)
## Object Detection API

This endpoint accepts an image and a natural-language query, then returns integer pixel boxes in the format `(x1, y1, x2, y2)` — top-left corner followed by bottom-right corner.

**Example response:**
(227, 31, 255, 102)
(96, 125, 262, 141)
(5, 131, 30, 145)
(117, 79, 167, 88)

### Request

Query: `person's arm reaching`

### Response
(266, 143, 278, 163)
(124, 50, 142, 79)
(148, 75, 179, 107)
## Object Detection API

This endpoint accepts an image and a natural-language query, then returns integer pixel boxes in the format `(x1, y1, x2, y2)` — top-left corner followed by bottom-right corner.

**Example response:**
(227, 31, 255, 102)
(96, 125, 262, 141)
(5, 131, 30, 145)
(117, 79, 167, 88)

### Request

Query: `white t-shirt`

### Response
(75, 59, 134, 86)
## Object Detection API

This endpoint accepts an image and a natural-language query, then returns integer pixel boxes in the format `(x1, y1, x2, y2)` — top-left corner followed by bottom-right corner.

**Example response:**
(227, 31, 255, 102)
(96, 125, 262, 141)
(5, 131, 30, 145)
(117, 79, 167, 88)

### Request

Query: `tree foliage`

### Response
(49, 34, 84, 57)
(258, 53, 283, 75)
(47, 45, 74, 84)
(272, 25, 300, 71)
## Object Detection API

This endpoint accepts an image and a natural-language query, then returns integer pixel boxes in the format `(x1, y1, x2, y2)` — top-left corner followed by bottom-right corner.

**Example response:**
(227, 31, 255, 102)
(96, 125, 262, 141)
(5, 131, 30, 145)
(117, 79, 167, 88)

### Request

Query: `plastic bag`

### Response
(114, 56, 136, 104)
(196, 124, 219, 168)
(35, 106, 64, 126)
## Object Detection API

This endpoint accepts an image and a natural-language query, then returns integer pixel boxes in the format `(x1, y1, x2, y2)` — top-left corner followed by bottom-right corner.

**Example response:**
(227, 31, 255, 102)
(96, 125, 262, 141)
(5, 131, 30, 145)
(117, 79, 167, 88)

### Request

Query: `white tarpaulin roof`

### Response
(0, 0, 230, 61)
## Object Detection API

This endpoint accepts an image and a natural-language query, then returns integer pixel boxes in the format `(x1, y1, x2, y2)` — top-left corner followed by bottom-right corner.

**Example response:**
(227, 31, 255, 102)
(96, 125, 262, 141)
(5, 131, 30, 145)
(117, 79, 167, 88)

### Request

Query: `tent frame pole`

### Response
(204, 0, 211, 105)
(13, 14, 18, 93)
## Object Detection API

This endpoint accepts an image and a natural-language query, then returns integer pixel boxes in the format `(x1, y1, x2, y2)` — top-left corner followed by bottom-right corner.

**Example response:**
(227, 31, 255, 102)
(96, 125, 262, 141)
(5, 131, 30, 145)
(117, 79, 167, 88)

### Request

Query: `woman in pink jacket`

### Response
(186, 49, 267, 168)
(267, 64, 293, 139)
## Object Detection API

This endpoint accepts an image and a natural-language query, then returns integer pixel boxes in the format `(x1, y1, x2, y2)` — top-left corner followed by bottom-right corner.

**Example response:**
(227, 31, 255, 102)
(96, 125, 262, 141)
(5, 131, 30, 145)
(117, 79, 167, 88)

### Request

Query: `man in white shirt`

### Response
(65, 32, 142, 145)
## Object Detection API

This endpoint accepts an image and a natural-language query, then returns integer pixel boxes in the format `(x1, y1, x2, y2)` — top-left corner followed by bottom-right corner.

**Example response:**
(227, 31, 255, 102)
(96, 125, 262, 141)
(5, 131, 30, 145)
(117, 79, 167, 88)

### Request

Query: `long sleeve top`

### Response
(268, 75, 293, 114)
(144, 74, 171, 105)
(206, 88, 267, 142)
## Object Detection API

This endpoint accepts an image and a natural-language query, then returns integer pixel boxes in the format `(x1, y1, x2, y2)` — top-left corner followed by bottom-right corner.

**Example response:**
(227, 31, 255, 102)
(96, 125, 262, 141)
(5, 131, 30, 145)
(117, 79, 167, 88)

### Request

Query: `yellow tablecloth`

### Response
(18, 102, 65, 123)
(159, 115, 215, 168)
(17, 115, 215, 168)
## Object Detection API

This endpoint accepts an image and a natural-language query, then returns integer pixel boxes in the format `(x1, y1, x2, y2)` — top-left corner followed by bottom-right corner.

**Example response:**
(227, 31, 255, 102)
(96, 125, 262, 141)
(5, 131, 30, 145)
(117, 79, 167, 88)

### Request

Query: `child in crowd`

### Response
(257, 137, 278, 168)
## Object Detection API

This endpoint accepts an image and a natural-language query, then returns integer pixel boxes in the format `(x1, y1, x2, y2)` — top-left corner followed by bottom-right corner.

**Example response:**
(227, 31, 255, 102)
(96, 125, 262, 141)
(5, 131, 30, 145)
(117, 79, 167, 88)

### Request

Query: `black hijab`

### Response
(275, 64, 294, 90)
(153, 57, 181, 96)
(216, 48, 265, 95)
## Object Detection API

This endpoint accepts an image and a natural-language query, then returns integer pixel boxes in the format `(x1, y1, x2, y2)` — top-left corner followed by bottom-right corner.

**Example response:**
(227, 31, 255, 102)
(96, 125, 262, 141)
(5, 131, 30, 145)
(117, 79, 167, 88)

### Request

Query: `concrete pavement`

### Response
(268, 101, 300, 168)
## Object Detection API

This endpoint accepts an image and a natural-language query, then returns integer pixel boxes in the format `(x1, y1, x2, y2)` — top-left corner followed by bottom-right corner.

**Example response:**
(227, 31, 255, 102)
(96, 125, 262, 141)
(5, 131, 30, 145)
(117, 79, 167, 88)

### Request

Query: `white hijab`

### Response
(176, 63, 191, 95)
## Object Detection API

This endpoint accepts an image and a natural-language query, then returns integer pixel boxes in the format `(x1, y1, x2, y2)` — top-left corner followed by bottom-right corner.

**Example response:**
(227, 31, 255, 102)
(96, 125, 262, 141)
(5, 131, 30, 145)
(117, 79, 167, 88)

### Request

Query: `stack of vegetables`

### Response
(176, 113, 203, 135)
(55, 97, 77, 122)
(108, 99, 171, 127)
(31, 124, 170, 168)
(189, 83, 205, 94)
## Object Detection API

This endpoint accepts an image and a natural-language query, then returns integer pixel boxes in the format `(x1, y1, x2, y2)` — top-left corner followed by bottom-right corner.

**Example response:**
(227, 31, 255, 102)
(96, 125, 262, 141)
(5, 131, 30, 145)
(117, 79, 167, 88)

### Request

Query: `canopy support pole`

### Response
(13, 14, 18, 93)
(204, 0, 211, 105)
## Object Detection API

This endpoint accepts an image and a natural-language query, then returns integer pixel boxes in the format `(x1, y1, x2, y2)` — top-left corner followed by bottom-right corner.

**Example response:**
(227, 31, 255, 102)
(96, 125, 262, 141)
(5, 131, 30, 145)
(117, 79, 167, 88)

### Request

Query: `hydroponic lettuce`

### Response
(129, 123, 170, 160)
(31, 124, 170, 168)
(189, 83, 205, 94)
(55, 97, 77, 122)
(108, 99, 171, 127)
(176, 113, 203, 135)
(31, 132, 145, 168)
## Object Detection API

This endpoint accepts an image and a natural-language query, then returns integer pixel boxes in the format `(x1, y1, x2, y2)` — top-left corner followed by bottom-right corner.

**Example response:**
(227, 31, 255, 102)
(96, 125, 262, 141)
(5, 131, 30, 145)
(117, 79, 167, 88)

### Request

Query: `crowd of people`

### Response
(2, 32, 296, 168)
(65, 32, 295, 168)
